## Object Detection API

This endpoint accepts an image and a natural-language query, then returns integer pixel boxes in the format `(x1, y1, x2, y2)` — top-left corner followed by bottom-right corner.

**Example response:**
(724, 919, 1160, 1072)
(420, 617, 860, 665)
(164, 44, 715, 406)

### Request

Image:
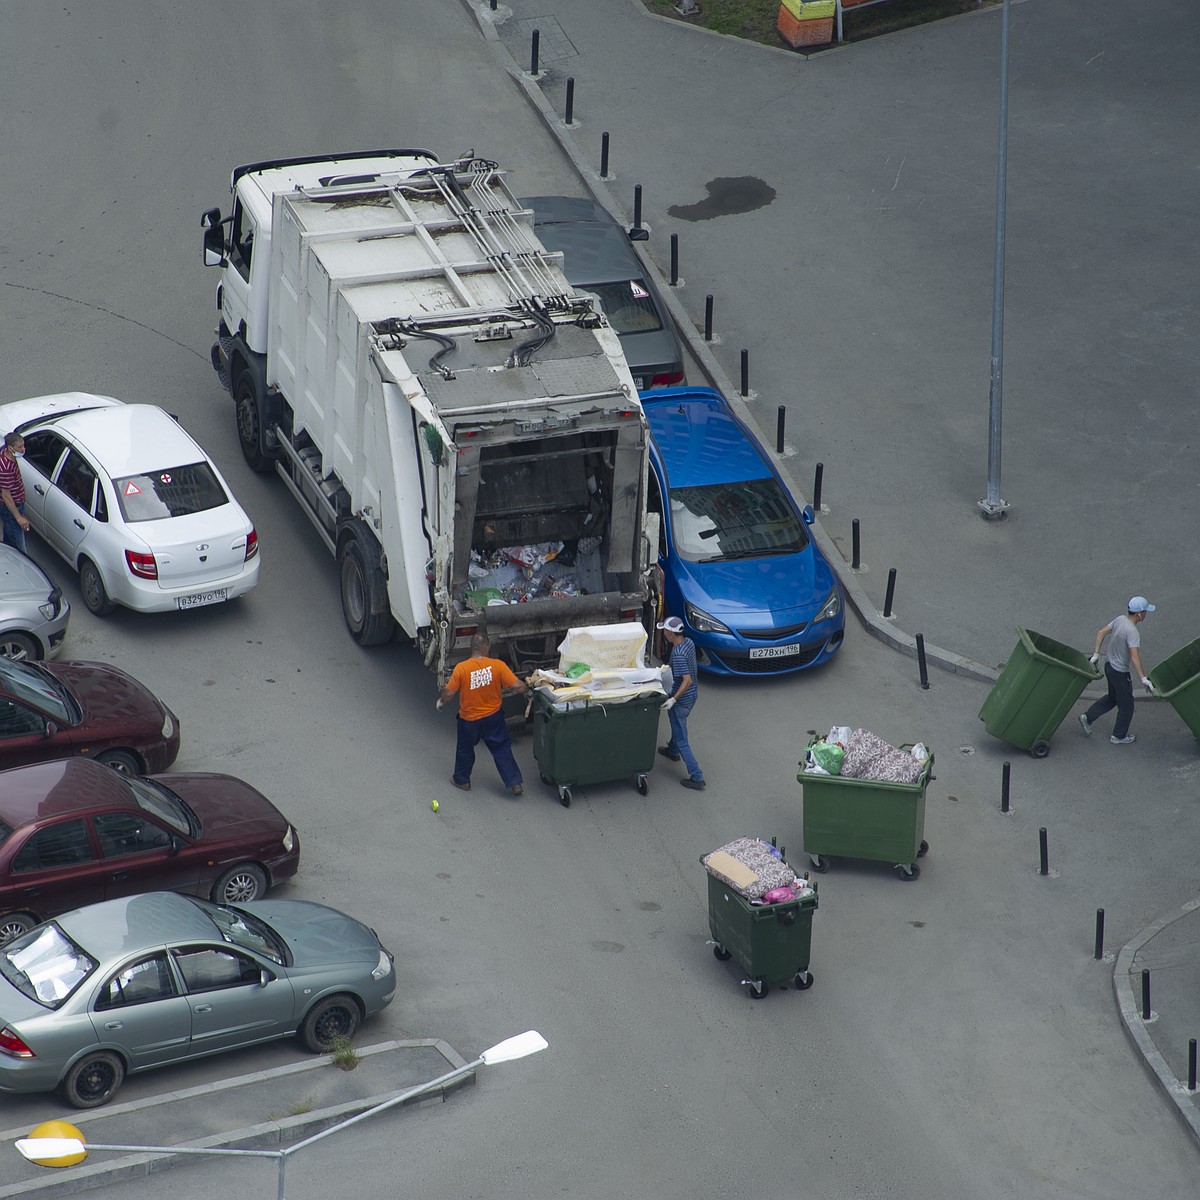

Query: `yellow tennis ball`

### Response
(431, 799, 439, 812)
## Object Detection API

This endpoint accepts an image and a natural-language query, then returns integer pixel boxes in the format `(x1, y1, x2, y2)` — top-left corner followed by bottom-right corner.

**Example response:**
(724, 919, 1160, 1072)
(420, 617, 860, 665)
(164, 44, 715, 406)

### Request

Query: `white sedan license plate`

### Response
(749, 644, 801, 660)
(177, 588, 229, 610)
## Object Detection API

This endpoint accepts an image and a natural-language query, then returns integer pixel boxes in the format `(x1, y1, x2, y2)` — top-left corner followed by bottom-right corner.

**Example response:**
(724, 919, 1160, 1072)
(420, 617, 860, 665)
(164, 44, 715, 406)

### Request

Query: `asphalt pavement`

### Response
(1, 1, 1199, 1196)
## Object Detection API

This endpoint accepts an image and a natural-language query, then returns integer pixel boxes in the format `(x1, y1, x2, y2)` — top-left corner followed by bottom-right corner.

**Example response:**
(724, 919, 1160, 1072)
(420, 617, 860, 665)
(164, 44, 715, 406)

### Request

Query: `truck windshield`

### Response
(669, 478, 809, 563)
(114, 462, 229, 522)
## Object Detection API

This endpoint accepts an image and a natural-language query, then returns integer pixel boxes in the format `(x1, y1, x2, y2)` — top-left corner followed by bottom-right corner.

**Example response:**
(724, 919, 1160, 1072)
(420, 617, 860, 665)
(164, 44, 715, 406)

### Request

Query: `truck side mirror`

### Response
(201, 208, 227, 266)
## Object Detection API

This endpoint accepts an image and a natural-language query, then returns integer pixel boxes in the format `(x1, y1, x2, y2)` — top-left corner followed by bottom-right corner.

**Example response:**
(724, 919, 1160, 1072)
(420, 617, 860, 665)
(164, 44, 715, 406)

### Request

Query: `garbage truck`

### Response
(200, 150, 658, 683)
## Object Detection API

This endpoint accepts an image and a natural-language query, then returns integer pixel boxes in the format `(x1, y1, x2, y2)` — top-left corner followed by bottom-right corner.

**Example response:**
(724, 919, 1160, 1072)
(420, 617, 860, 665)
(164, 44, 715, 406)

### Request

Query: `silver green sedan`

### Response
(0, 891, 396, 1107)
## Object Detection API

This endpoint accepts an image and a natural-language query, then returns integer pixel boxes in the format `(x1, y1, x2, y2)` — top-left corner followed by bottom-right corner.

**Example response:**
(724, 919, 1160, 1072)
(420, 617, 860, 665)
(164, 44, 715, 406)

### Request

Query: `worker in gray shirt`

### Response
(1079, 596, 1156, 745)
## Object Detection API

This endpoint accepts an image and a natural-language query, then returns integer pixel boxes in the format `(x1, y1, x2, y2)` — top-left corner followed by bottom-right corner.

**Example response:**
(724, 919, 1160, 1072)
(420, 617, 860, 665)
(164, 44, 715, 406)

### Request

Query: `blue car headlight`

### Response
(684, 601, 732, 636)
(814, 587, 842, 624)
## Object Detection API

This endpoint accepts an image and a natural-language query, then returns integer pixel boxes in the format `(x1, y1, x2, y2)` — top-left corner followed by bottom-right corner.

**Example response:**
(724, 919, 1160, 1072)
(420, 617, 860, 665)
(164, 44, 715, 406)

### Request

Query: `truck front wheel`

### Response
(235, 374, 273, 473)
(339, 534, 395, 646)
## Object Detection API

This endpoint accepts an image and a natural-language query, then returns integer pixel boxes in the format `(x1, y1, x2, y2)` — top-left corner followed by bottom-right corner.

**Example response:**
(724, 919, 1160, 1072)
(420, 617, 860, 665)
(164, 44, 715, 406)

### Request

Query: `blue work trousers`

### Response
(1, 503, 26, 554)
(665, 701, 703, 783)
(1085, 663, 1135, 739)
(454, 709, 522, 789)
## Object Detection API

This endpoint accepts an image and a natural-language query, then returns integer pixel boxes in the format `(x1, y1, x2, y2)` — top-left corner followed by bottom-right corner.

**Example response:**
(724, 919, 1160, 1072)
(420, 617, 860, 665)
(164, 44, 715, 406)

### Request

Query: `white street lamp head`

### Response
(16, 1137, 87, 1164)
(479, 1030, 548, 1065)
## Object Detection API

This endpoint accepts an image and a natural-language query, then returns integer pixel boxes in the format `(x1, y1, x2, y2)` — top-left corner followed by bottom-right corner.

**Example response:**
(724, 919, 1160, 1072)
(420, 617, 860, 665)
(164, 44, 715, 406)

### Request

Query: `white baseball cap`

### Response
(1128, 596, 1156, 613)
(656, 616, 684, 633)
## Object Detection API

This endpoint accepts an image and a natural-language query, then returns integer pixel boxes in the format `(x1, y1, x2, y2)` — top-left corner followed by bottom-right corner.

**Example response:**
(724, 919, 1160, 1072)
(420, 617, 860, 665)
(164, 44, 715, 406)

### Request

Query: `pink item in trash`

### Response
(762, 886, 796, 904)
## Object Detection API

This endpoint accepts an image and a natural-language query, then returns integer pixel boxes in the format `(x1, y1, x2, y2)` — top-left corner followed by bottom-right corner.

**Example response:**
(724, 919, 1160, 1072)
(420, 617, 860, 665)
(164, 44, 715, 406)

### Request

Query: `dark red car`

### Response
(0, 656, 180, 774)
(0, 758, 300, 943)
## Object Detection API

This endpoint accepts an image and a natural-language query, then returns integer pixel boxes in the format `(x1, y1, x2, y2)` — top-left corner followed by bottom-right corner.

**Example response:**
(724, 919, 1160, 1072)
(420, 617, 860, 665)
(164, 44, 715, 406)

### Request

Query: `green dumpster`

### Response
(1148, 637, 1200, 741)
(797, 740, 933, 880)
(979, 627, 1102, 757)
(531, 690, 661, 807)
(704, 866, 818, 1000)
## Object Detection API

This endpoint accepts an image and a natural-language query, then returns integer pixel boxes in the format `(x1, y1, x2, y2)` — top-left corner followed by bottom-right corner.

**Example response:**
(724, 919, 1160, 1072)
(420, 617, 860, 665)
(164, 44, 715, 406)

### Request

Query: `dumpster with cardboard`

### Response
(701, 836, 818, 1000)
(797, 727, 933, 880)
(529, 622, 666, 806)
(979, 627, 1102, 757)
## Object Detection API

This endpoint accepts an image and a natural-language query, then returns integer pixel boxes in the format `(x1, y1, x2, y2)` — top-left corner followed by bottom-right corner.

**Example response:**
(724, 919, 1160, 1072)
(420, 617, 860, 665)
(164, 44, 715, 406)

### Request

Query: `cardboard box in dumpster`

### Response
(558, 622, 648, 671)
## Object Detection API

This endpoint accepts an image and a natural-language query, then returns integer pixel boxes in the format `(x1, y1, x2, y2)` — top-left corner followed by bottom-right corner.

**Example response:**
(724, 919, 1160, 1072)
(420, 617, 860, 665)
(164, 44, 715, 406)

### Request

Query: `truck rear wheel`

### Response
(339, 534, 395, 646)
(235, 374, 273, 473)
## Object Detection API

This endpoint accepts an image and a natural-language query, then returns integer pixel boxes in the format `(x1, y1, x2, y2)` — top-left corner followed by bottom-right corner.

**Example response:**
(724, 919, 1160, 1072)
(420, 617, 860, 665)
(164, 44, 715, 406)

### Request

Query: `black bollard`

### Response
(530, 28, 540, 75)
(630, 185, 648, 240)
(813, 462, 823, 511)
(704, 294, 714, 341)
(1001, 761, 1011, 813)
(600, 132, 610, 179)
(670, 234, 679, 286)
(1141, 968, 1151, 1020)
(565, 77, 575, 125)
(776, 406, 786, 454)
(1094, 908, 1104, 959)
(1039, 827, 1048, 876)
(1190, 1039, 1197, 1091)
(740, 350, 749, 397)
(883, 568, 897, 618)
(490, 0, 497, 8)
(916, 633, 930, 690)
(851, 519, 861, 569)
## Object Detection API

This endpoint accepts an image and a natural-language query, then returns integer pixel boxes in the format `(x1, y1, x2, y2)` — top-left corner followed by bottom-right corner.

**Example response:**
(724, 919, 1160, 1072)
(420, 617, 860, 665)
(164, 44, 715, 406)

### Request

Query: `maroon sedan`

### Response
(0, 656, 180, 774)
(0, 758, 300, 943)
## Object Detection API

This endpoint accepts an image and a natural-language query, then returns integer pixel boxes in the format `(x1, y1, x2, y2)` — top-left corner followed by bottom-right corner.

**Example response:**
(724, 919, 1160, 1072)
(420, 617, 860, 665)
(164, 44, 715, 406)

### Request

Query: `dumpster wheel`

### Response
(794, 970, 814, 991)
(636, 774, 649, 796)
(712, 943, 732, 962)
(895, 862, 921, 881)
(809, 854, 830, 873)
(745, 977, 769, 1000)
(1031, 739, 1051, 758)
(558, 785, 572, 808)
(918, 840, 929, 857)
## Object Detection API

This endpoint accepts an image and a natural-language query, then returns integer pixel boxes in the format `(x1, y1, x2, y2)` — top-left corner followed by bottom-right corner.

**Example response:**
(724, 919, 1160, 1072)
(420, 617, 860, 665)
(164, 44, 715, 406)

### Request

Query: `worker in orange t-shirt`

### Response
(438, 632, 529, 795)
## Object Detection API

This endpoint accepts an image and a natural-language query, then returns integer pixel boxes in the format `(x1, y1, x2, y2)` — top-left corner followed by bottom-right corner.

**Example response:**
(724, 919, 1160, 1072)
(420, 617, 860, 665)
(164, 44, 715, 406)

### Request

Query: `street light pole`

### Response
(979, 0, 1012, 520)
(17, 1029, 549, 1200)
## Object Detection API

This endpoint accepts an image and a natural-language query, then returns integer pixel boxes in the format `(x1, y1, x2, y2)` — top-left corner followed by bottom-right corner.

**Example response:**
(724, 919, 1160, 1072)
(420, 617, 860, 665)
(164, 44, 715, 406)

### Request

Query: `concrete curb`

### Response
(0, 1039, 470, 1199)
(460, 0, 1003, 689)
(1113, 900, 1200, 1151)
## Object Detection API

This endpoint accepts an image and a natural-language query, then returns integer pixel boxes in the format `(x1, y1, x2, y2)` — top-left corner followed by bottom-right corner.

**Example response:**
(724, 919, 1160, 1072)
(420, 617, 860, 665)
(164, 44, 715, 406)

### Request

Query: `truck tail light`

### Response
(245, 528, 259, 561)
(125, 550, 158, 579)
(0, 1027, 35, 1058)
(456, 625, 478, 643)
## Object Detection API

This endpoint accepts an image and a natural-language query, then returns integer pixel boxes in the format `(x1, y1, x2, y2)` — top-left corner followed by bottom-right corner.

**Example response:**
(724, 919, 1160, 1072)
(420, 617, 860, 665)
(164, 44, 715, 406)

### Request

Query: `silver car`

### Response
(0, 545, 69, 660)
(0, 891, 396, 1107)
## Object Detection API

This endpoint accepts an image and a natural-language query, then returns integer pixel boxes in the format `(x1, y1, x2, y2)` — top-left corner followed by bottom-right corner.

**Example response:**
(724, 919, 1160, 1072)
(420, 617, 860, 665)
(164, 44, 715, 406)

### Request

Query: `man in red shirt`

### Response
(0, 432, 31, 554)
(438, 632, 529, 794)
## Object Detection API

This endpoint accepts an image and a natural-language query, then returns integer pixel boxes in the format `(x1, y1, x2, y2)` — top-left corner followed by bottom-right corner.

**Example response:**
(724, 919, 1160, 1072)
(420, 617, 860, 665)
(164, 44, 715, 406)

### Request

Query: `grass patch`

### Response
(268, 1097, 315, 1120)
(642, 0, 1000, 48)
(330, 1035, 360, 1071)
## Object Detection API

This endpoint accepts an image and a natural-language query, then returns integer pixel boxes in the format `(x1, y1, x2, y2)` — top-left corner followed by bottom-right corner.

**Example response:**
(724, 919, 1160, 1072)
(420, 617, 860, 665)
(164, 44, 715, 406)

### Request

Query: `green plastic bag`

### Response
(808, 740, 845, 775)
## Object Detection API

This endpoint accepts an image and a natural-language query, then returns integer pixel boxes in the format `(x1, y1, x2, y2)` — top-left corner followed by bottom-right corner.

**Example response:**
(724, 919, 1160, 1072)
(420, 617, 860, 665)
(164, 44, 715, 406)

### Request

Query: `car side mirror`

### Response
(168, 836, 181, 857)
(43, 722, 57, 739)
(802, 505, 815, 525)
(259, 969, 272, 988)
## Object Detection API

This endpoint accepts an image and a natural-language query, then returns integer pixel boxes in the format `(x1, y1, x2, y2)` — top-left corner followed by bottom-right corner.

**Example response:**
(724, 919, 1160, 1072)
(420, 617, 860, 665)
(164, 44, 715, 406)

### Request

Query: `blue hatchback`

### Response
(643, 387, 844, 676)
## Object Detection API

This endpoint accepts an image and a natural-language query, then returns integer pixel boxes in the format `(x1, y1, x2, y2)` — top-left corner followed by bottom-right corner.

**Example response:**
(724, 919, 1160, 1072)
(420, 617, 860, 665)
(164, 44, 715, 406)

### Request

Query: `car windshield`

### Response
(585, 280, 663, 335)
(186, 897, 288, 966)
(0, 657, 72, 723)
(0, 923, 97, 1009)
(125, 775, 193, 836)
(669, 478, 810, 563)
(113, 462, 229, 522)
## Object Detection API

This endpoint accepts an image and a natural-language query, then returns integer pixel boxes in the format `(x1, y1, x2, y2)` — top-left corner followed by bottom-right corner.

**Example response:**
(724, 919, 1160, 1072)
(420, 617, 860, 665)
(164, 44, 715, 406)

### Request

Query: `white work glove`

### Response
(1141, 676, 1155, 694)
(1088, 653, 1099, 667)
(662, 696, 676, 711)
(436, 697, 446, 710)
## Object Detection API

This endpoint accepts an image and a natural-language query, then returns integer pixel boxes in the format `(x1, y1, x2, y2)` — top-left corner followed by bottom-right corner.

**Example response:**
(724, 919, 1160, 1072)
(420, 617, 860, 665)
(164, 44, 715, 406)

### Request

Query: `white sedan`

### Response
(0, 393, 259, 616)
